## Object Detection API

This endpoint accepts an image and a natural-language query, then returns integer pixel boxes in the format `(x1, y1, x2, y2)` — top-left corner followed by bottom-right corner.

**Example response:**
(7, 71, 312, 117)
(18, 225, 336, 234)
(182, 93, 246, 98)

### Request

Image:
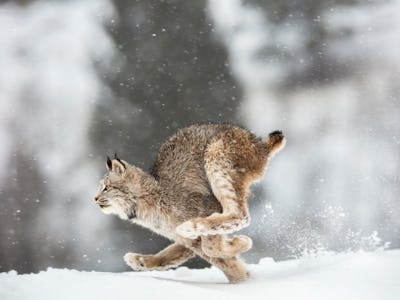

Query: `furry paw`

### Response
(231, 235, 253, 253)
(176, 215, 250, 238)
(176, 216, 250, 238)
(124, 253, 147, 271)
(176, 220, 203, 239)
(202, 235, 253, 258)
(228, 270, 250, 284)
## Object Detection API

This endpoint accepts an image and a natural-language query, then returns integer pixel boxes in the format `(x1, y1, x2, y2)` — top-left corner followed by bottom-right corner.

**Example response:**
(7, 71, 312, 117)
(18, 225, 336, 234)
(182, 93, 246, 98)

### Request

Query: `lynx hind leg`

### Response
(183, 239, 249, 283)
(210, 256, 249, 283)
(176, 140, 250, 239)
(201, 234, 253, 258)
(124, 243, 194, 271)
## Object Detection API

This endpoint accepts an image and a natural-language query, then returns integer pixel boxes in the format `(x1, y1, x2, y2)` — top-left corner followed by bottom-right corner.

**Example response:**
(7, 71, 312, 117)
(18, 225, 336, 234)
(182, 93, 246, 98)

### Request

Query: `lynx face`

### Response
(94, 157, 137, 220)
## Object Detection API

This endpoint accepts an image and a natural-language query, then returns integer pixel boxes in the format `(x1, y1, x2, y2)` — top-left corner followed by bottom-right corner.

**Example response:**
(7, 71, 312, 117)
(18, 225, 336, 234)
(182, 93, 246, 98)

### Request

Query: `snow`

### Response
(1, 250, 399, 300)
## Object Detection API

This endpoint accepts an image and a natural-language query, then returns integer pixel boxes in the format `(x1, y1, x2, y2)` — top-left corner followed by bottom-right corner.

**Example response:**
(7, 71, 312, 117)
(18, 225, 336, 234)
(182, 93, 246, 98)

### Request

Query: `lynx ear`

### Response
(106, 156, 112, 171)
(111, 158, 126, 176)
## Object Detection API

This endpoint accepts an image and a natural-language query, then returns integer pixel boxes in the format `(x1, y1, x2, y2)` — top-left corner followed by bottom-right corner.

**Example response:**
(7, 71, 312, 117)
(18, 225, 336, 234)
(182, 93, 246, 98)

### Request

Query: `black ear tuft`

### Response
(106, 156, 112, 170)
(113, 152, 125, 168)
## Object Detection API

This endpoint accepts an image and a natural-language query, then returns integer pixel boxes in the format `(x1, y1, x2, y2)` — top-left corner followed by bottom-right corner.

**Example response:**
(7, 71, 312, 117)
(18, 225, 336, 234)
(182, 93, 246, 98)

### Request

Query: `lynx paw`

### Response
(176, 215, 250, 239)
(176, 220, 202, 239)
(228, 270, 250, 284)
(231, 235, 253, 253)
(124, 253, 147, 271)
(202, 235, 253, 258)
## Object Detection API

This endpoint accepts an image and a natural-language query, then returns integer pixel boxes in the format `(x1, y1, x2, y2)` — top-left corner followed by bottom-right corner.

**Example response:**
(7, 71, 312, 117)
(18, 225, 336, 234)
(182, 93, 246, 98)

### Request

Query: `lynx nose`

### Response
(94, 195, 99, 202)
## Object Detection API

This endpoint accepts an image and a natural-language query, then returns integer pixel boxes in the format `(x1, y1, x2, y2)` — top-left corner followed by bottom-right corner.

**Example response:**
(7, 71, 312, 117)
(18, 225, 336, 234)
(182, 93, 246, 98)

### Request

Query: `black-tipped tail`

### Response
(265, 130, 285, 157)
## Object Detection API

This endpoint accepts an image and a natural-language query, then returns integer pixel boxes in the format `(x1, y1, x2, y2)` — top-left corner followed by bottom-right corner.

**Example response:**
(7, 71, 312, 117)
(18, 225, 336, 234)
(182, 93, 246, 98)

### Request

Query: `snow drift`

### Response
(1, 249, 399, 300)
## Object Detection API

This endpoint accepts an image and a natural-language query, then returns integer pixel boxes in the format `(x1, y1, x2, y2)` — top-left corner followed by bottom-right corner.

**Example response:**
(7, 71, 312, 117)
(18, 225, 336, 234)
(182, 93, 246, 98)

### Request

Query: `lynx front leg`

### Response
(201, 234, 252, 258)
(124, 242, 194, 271)
(176, 140, 250, 239)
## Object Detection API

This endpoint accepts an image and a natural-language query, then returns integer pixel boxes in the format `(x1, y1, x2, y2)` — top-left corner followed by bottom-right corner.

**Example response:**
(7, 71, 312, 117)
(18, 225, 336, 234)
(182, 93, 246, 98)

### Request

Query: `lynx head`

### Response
(94, 155, 147, 221)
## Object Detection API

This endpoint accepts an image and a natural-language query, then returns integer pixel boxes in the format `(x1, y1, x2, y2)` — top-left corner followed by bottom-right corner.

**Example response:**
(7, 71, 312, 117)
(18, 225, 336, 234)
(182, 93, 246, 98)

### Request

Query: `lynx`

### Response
(94, 123, 285, 283)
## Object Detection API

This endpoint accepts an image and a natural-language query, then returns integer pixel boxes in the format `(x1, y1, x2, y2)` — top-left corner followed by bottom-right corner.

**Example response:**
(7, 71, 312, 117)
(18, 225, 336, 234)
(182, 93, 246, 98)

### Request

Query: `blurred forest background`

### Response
(0, 0, 399, 273)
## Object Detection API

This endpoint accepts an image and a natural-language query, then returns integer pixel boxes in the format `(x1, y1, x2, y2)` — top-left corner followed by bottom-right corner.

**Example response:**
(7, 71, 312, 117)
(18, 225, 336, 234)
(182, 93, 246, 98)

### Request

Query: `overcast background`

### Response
(0, 0, 399, 273)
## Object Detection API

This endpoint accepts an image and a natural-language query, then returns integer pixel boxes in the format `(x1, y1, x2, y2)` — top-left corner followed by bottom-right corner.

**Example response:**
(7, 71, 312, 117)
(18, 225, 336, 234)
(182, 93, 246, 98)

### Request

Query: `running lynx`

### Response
(94, 123, 285, 283)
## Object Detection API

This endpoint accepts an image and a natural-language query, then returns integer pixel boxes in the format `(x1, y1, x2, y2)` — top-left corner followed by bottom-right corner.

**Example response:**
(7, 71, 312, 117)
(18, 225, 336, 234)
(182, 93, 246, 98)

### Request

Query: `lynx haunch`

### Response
(94, 123, 285, 283)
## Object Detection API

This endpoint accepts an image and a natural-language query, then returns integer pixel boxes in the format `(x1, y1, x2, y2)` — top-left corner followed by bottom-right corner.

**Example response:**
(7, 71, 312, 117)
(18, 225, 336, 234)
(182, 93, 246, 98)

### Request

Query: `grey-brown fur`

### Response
(94, 123, 285, 283)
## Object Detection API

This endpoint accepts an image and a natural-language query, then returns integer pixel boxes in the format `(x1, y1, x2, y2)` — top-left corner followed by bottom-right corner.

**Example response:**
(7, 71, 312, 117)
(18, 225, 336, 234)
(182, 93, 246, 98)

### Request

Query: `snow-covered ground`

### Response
(1, 250, 399, 300)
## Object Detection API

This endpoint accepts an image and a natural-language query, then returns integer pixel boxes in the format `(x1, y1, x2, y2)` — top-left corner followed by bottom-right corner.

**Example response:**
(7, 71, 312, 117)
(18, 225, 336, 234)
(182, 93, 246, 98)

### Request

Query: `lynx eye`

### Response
(103, 186, 109, 192)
